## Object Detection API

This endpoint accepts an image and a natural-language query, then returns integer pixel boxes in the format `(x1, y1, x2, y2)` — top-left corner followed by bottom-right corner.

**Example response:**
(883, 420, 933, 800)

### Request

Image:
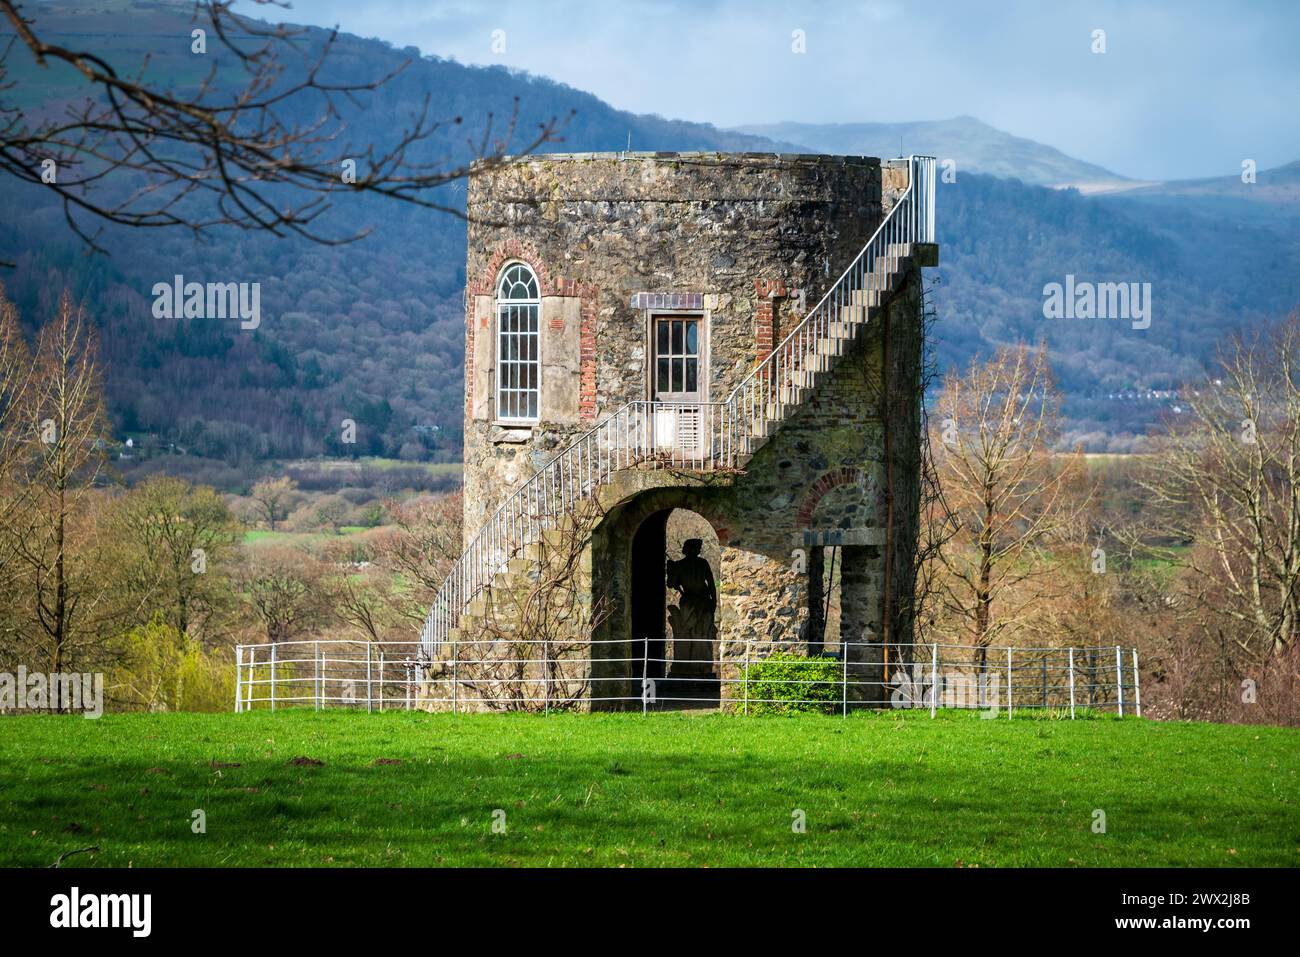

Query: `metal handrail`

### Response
(420, 156, 936, 652)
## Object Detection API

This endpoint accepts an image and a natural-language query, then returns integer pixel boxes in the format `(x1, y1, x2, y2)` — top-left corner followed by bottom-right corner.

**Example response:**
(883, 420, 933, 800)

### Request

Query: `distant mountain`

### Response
(1096, 160, 1300, 226)
(733, 116, 1138, 192)
(3, 2, 1299, 468)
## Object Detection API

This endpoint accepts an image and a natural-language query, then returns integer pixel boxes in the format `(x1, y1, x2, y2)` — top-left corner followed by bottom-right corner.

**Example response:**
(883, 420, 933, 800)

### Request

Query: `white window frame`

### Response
(494, 262, 541, 424)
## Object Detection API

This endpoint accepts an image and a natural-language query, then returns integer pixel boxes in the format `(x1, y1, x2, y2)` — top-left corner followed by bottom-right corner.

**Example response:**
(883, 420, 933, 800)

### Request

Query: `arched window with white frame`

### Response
(495, 263, 540, 422)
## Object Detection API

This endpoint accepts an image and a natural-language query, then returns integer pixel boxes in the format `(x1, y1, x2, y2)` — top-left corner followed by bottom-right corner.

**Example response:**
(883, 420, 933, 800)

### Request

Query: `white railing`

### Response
(419, 156, 937, 652)
(235, 639, 1140, 719)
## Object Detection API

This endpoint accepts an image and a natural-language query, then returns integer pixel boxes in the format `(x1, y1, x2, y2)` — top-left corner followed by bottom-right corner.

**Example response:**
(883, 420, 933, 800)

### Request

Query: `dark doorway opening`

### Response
(805, 544, 843, 657)
(630, 510, 668, 687)
(629, 508, 720, 709)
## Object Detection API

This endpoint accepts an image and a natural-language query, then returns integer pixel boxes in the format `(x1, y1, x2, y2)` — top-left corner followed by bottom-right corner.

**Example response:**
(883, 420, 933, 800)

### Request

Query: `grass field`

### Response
(0, 711, 1296, 867)
(242, 526, 373, 546)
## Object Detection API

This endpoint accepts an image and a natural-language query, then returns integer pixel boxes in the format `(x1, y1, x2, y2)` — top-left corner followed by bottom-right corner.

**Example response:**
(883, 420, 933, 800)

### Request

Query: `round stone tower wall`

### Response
(461, 151, 890, 539)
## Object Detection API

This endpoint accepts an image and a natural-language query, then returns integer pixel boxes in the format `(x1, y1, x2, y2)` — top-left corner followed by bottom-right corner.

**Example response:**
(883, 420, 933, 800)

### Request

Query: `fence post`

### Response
(842, 639, 848, 718)
(930, 642, 938, 718)
(543, 639, 550, 716)
(1006, 647, 1012, 720)
(642, 635, 649, 716)
(234, 646, 242, 714)
(743, 640, 749, 717)
(452, 639, 459, 715)
(1068, 647, 1076, 720)
(246, 646, 255, 711)
(404, 659, 413, 711)
(379, 651, 385, 713)
(1131, 648, 1142, 718)
(314, 642, 321, 712)
(366, 643, 373, 714)
(1115, 644, 1124, 717)
(1040, 654, 1047, 709)
(270, 643, 277, 712)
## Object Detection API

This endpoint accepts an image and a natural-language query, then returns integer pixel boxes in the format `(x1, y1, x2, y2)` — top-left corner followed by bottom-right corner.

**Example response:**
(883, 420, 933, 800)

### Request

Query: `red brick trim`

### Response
(797, 467, 867, 528)
(467, 238, 557, 297)
(754, 278, 790, 363)
(570, 280, 600, 422)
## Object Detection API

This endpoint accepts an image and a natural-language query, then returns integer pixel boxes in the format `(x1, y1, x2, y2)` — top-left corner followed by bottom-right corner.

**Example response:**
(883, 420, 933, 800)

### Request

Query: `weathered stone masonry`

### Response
(462, 151, 929, 707)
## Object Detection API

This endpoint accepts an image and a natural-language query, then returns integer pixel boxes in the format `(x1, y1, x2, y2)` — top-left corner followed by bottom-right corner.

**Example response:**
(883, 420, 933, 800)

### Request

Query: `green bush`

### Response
(109, 618, 235, 713)
(737, 651, 842, 715)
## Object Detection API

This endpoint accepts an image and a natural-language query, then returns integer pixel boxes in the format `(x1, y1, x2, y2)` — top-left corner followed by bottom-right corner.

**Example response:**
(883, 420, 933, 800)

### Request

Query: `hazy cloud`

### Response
(265, 0, 1300, 180)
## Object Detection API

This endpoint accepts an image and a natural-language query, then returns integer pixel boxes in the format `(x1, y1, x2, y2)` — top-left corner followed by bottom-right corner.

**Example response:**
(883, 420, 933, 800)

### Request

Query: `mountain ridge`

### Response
(732, 116, 1140, 191)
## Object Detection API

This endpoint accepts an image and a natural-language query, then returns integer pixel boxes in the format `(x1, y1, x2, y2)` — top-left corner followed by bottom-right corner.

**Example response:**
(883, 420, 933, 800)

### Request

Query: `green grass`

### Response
(0, 711, 1295, 867)
(280, 456, 462, 477)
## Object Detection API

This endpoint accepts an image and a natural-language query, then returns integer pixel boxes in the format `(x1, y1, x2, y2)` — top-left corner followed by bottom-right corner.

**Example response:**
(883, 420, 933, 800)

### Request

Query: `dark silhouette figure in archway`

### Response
(666, 539, 717, 680)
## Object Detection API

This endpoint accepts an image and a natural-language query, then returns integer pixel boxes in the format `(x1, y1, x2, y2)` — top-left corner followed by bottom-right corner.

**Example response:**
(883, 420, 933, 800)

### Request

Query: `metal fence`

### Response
(235, 639, 1140, 718)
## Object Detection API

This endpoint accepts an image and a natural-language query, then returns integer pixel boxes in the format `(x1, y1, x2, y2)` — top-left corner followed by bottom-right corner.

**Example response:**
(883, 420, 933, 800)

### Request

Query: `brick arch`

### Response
(797, 467, 870, 528)
(467, 238, 557, 298)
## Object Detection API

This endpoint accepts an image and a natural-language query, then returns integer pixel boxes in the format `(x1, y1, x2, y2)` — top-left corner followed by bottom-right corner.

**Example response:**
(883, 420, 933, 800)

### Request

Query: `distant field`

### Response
(0, 711, 1295, 867)
(243, 526, 376, 546)
(282, 457, 462, 478)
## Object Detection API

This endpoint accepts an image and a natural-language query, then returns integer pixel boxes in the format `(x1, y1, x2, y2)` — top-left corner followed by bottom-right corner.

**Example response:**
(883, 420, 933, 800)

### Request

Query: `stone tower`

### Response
(430, 151, 937, 709)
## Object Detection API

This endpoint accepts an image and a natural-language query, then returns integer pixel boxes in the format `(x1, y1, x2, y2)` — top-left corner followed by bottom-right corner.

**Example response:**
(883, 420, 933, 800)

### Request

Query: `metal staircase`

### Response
(420, 155, 937, 653)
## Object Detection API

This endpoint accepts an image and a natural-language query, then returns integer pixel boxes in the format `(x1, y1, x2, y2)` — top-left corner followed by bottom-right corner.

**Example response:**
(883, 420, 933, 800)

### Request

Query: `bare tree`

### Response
(237, 545, 327, 645)
(912, 275, 958, 650)
(0, 283, 32, 583)
(371, 490, 462, 626)
(248, 475, 297, 531)
(1141, 313, 1300, 662)
(108, 475, 242, 642)
(1, 291, 129, 684)
(932, 343, 1088, 665)
(0, 0, 568, 259)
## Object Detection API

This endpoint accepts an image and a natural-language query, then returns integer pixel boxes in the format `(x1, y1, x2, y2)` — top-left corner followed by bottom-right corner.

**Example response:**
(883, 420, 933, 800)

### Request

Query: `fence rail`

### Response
(235, 639, 1139, 719)
(418, 156, 938, 655)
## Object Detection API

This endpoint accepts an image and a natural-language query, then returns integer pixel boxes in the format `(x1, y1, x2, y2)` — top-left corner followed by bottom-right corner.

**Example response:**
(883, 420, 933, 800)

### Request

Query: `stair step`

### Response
(790, 369, 826, 389)
(791, 361, 832, 386)
(850, 286, 889, 306)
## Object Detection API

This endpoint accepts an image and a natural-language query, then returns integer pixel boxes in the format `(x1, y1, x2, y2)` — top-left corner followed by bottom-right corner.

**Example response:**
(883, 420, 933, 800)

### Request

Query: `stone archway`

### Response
(589, 482, 730, 710)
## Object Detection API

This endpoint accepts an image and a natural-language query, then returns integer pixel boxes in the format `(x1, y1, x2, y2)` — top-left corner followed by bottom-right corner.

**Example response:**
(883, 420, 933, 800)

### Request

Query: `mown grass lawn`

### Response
(0, 710, 1295, 867)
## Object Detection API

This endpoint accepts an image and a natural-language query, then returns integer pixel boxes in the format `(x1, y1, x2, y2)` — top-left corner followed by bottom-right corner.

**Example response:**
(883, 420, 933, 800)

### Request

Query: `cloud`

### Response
(260, 0, 1300, 180)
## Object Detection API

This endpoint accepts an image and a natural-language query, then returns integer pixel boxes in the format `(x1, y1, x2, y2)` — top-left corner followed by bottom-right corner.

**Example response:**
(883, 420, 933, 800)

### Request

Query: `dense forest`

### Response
(2, 0, 1298, 475)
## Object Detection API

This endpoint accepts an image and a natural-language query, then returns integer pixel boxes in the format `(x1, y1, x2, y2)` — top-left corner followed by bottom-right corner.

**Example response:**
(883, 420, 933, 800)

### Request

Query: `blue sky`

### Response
(267, 0, 1299, 181)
